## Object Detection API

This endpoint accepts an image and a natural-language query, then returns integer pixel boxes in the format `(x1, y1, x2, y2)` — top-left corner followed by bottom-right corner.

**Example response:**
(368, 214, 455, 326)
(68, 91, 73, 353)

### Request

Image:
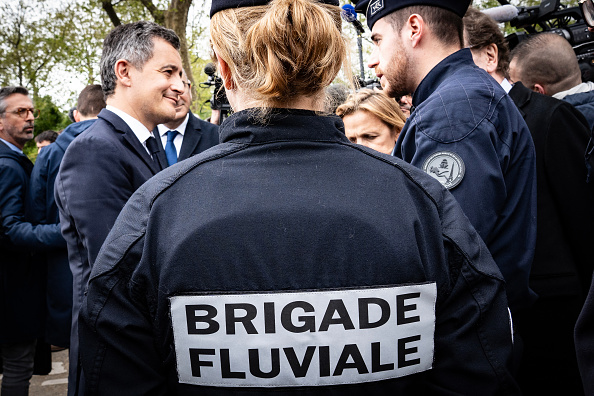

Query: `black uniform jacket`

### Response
(79, 109, 519, 395)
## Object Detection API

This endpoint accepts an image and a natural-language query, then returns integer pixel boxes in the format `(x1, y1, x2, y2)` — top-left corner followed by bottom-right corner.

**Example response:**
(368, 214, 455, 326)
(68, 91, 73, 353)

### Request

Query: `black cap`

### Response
(211, 0, 340, 18)
(354, 0, 471, 30)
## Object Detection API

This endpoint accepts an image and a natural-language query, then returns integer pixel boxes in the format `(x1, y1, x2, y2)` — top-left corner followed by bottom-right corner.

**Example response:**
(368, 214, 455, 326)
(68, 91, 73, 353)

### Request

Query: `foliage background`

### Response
(0, 0, 579, 159)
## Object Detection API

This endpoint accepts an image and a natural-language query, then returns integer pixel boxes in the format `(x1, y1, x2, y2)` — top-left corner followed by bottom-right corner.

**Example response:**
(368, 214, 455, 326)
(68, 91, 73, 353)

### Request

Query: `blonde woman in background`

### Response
(336, 89, 406, 155)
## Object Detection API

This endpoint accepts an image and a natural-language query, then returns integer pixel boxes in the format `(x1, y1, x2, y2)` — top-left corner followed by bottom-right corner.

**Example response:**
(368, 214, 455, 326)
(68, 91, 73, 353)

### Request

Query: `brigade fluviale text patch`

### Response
(169, 283, 437, 387)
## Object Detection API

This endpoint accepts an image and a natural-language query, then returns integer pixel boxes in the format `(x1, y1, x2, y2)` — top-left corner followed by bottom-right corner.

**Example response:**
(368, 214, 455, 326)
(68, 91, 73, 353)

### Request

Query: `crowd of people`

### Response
(1, 0, 594, 394)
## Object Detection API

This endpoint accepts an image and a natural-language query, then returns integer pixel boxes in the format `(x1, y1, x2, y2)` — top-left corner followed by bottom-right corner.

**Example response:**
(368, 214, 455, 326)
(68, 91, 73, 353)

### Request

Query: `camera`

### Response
(200, 63, 232, 124)
(503, 0, 594, 82)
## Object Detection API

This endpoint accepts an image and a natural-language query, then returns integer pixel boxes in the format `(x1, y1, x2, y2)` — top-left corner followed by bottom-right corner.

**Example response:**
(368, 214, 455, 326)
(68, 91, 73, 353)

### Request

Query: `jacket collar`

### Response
(98, 108, 163, 173)
(219, 108, 348, 145)
(413, 48, 475, 108)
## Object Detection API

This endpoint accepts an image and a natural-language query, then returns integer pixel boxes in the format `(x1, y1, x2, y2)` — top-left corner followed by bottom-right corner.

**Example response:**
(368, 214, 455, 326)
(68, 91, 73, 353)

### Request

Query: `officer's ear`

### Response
(73, 109, 81, 123)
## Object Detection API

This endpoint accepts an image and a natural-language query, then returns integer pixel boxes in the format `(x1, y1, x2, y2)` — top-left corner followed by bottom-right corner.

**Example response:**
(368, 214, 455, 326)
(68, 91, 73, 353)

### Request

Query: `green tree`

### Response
(0, 0, 80, 98)
(24, 95, 70, 161)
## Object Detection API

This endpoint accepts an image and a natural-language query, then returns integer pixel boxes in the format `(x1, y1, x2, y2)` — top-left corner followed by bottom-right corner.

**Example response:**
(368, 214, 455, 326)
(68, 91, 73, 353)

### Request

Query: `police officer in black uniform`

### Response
(78, 0, 520, 394)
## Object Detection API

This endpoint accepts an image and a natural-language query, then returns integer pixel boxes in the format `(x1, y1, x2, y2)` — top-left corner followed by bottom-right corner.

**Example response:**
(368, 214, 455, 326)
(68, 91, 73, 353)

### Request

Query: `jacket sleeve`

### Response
(426, 189, 520, 395)
(0, 157, 64, 250)
(79, 187, 168, 395)
(55, 133, 143, 267)
(404, 111, 536, 314)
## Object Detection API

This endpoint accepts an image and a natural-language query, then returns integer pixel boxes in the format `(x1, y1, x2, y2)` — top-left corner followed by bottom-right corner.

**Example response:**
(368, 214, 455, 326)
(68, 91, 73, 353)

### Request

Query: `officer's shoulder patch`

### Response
(422, 151, 465, 190)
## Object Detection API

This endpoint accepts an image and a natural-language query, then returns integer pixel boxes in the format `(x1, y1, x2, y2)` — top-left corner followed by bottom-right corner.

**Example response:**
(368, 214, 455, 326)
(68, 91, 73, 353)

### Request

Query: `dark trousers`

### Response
(0, 339, 37, 396)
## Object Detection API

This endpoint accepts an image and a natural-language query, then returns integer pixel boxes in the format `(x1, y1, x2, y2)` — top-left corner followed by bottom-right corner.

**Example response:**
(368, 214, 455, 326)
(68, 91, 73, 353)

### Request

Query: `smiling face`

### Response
(343, 110, 399, 155)
(127, 37, 185, 130)
(0, 93, 35, 150)
(368, 18, 415, 99)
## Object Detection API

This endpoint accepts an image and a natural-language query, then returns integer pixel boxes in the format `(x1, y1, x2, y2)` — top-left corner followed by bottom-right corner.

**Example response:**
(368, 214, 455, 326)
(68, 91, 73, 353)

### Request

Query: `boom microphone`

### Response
(341, 4, 365, 34)
(481, 4, 519, 23)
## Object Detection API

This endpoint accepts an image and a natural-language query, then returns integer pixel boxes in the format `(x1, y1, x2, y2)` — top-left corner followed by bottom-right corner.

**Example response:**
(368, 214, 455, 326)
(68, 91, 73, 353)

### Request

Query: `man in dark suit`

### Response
(0, 86, 64, 395)
(29, 85, 106, 353)
(55, 21, 185, 396)
(464, 8, 594, 395)
(154, 72, 219, 165)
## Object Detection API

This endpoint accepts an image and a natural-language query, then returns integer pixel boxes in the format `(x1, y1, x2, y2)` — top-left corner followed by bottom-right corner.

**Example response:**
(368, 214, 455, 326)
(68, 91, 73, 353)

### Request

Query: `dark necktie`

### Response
(165, 130, 178, 166)
(145, 136, 161, 168)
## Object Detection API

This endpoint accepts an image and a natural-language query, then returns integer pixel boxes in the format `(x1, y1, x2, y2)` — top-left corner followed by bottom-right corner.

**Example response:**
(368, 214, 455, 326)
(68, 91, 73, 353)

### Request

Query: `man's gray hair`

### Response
(0, 86, 29, 115)
(100, 21, 180, 98)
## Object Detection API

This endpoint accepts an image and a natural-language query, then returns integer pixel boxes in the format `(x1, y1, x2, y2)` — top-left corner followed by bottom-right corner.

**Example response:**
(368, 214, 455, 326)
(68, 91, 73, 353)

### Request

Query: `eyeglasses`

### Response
(4, 108, 40, 119)
(580, 0, 594, 28)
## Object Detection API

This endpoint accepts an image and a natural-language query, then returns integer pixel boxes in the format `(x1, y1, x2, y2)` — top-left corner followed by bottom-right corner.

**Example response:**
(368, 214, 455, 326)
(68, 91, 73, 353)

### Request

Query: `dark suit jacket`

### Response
(0, 141, 63, 343)
(154, 111, 219, 163)
(28, 119, 96, 347)
(55, 108, 163, 395)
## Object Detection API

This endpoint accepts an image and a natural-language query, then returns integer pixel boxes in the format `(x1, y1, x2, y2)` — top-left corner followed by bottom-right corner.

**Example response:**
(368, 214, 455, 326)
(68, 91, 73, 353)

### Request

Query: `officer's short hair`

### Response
(77, 85, 106, 117)
(387, 6, 464, 48)
(0, 86, 29, 115)
(100, 21, 180, 99)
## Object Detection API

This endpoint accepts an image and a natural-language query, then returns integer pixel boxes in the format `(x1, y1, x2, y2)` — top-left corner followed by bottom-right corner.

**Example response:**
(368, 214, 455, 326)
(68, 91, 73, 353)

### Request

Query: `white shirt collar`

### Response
(106, 105, 153, 144)
(0, 137, 22, 153)
(500, 78, 513, 94)
(157, 113, 189, 137)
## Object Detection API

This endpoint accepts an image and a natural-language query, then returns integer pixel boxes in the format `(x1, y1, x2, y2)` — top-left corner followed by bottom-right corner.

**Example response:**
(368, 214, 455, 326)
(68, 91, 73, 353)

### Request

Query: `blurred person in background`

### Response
(34, 130, 58, 153)
(29, 84, 106, 356)
(336, 88, 406, 155)
(0, 86, 63, 395)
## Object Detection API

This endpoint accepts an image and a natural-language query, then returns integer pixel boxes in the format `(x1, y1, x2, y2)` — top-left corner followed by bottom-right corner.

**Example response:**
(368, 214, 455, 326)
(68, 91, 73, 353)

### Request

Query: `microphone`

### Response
(341, 4, 365, 34)
(204, 62, 216, 76)
(481, 4, 519, 23)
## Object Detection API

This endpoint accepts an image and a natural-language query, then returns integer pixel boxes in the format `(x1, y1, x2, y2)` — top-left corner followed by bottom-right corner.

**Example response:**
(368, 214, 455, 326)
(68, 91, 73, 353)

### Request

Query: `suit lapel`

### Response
(178, 112, 203, 161)
(99, 109, 162, 174)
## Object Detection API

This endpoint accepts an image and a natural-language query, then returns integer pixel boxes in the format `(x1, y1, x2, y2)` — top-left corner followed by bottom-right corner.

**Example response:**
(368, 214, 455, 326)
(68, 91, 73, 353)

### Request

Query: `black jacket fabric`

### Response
(508, 82, 594, 395)
(79, 109, 519, 395)
(509, 82, 594, 296)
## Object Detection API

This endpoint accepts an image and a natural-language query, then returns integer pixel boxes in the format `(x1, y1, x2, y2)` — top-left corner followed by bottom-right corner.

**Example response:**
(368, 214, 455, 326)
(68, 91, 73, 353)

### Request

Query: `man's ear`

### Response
(114, 59, 133, 88)
(484, 43, 499, 74)
(407, 14, 424, 48)
(532, 83, 547, 95)
(215, 53, 235, 91)
(73, 109, 81, 123)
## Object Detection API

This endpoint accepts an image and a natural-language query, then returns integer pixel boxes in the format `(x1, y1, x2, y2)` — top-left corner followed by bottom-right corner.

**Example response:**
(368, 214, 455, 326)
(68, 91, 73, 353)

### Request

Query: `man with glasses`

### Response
(0, 86, 64, 395)
(154, 72, 219, 166)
